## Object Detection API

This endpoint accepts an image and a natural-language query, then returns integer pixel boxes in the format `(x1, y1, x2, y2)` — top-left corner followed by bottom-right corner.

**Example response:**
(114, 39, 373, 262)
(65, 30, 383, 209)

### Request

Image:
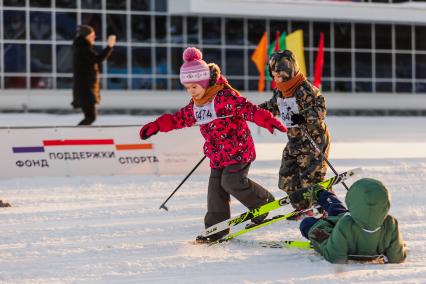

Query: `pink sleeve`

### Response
(156, 102, 196, 132)
(230, 93, 274, 125)
(216, 90, 285, 132)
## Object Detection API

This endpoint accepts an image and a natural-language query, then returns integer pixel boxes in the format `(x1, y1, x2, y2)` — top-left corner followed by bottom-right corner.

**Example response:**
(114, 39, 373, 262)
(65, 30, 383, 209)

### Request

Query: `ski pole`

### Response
(159, 156, 207, 211)
(300, 125, 349, 191)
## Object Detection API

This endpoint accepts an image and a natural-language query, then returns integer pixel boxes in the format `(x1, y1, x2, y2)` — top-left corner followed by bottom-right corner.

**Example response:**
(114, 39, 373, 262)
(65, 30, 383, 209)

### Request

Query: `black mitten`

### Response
(291, 113, 306, 126)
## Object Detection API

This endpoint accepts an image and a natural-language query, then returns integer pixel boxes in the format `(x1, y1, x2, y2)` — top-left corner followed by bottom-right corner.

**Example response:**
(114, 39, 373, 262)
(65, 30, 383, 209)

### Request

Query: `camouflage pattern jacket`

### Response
(259, 81, 327, 144)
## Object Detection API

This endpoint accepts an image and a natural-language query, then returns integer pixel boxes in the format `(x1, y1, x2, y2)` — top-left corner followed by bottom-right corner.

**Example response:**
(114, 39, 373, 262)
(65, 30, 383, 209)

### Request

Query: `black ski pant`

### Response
(205, 163, 274, 238)
(78, 104, 97, 126)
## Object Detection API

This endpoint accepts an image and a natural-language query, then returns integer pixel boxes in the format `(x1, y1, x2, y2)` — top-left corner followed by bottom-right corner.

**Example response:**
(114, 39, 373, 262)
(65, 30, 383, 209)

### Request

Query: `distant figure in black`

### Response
(0, 200, 11, 208)
(72, 25, 116, 125)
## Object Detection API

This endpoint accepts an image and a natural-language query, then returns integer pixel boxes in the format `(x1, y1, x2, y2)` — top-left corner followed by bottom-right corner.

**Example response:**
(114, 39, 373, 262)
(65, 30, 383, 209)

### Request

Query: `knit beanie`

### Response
(268, 50, 300, 82)
(180, 47, 210, 89)
(77, 25, 95, 37)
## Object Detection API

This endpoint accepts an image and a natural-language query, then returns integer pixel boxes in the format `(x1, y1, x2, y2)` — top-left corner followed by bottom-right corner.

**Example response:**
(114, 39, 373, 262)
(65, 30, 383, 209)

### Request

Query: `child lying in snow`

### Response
(290, 178, 407, 263)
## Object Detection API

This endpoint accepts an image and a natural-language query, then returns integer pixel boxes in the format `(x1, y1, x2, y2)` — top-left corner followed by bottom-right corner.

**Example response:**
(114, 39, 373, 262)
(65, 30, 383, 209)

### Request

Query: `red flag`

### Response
(271, 31, 281, 89)
(274, 31, 280, 51)
(313, 32, 324, 88)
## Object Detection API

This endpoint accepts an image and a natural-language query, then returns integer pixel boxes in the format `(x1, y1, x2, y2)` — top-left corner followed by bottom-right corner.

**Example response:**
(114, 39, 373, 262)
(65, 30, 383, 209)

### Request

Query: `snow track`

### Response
(1, 114, 426, 283)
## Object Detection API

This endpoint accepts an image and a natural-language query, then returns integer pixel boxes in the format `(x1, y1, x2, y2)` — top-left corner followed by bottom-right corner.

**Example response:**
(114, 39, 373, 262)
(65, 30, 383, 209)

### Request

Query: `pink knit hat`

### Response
(180, 47, 210, 89)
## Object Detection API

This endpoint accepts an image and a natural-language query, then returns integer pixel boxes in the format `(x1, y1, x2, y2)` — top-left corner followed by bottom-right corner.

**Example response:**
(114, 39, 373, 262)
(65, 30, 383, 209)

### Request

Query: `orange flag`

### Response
(251, 32, 268, 92)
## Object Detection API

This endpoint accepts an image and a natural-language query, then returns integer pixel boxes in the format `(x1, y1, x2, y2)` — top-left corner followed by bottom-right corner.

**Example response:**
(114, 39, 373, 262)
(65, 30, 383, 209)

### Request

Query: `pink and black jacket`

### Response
(149, 88, 285, 168)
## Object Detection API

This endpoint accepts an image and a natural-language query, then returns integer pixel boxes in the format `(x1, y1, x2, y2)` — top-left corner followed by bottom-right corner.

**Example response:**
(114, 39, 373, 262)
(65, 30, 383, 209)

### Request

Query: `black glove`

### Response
(291, 113, 306, 126)
(311, 228, 330, 243)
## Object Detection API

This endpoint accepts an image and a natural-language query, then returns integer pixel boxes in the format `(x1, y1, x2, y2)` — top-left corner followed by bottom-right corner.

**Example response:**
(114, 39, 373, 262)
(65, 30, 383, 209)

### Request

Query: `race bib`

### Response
(193, 100, 218, 125)
(277, 97, 299, 128)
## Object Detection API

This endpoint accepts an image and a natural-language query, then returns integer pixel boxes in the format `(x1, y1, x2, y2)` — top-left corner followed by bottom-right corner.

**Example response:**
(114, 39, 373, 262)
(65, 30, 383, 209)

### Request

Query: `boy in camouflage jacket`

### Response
(259, 50, 330, 207)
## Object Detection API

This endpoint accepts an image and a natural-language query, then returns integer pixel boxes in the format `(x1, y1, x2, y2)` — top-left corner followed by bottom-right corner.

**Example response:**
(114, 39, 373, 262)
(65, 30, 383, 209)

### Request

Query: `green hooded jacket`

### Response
(308, 178, 407, 263)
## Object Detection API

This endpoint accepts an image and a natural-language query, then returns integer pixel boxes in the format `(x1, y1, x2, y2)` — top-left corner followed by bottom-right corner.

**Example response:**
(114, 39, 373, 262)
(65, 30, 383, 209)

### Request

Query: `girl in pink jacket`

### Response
(140, 47, 287, 243)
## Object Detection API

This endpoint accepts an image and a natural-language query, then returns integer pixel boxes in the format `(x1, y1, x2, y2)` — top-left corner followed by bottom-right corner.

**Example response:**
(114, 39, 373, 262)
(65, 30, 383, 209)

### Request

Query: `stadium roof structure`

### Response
(169, 0, 426, 24)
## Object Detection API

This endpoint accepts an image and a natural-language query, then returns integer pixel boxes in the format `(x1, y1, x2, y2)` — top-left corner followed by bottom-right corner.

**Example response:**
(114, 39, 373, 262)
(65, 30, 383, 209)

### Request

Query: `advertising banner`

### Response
(0, 126, 208, 178)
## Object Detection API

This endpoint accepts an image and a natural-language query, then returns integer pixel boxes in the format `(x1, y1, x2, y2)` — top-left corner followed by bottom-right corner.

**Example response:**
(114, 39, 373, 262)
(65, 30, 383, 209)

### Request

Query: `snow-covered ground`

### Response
(1, 114, 426, 284)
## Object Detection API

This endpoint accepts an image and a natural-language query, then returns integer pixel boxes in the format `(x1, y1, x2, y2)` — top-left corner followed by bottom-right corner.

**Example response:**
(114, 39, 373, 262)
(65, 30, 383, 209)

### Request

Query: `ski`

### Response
(231, 238, 312, 250)
(203, 168, 361, 237)
(212, 205, 323, 244)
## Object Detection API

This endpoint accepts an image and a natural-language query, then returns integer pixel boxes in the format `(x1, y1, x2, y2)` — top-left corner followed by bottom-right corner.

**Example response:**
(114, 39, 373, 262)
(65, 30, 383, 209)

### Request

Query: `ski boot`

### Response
(250, 212, 269, 225)
(195, 231, 227, 244)
(244, 213, 270, 229)
(195, 235, 222, 244)
(289, 184, 327, 210)
(195, 235, 215, 244)
(247, 194, 275, 227)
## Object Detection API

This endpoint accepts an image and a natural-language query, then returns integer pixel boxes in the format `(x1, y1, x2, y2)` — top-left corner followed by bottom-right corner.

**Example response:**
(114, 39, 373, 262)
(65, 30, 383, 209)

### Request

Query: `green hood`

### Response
(345, 178, 390, 232)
